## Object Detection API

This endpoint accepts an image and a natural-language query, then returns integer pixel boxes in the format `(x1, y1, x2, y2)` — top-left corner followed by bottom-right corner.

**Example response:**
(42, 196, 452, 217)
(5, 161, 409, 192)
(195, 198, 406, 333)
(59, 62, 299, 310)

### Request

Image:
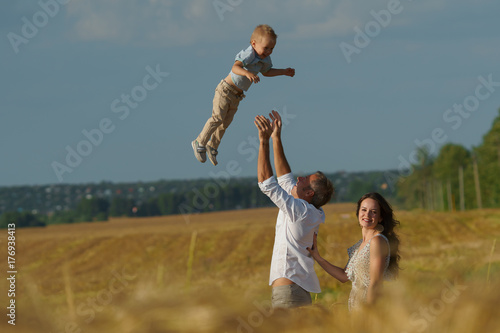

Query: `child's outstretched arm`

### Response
(262, 68, 295, 77)
(232, 61, 260, 83)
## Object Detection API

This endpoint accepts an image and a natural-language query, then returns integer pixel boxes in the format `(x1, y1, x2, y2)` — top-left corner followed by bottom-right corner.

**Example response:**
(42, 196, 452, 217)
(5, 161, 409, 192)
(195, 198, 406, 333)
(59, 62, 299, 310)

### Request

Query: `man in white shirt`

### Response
(254, 110, 334, 308)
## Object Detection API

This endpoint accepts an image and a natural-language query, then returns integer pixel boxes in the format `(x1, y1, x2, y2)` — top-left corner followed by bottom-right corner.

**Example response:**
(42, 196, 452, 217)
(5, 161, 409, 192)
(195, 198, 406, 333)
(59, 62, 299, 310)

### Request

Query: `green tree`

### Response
(432, 143, 470, 210)
(48, 210, 78, 224)
(397, 147, 434, 209)
(397, 108, 500, 210)
(157, 193, 176, 215)
(345, 178, 376, 203)
(0, 211, 46, 228)
(137, 198, 161, 217)
(475, 108, 500, 207)
(76, 197, 109, 222)
(109, 197, 136, 217)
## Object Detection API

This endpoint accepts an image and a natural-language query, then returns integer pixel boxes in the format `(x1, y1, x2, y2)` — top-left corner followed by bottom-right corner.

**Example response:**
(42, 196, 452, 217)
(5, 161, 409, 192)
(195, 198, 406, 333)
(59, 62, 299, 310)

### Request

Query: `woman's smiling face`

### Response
(358, 198, 383, 229)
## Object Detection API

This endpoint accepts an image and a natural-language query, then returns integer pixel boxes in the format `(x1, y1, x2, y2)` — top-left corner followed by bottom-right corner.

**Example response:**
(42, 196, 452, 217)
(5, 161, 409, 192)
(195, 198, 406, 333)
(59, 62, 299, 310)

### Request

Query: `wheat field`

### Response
(1, 203, 499, 333)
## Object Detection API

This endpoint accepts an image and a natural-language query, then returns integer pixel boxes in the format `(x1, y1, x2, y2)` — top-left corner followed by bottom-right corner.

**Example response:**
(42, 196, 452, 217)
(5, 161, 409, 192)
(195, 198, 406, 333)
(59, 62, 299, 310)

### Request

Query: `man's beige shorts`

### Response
(271, 284, 312, 309)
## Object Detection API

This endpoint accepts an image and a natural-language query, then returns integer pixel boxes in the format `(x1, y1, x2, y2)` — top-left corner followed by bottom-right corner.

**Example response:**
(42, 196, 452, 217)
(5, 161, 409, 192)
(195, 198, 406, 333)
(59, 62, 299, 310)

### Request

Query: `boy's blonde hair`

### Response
(250, 24, 277, 43)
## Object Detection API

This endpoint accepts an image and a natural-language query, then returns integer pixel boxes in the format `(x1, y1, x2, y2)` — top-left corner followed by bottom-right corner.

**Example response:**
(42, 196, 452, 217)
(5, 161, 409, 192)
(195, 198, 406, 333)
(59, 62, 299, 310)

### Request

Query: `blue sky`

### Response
(1, 0, 499, 186)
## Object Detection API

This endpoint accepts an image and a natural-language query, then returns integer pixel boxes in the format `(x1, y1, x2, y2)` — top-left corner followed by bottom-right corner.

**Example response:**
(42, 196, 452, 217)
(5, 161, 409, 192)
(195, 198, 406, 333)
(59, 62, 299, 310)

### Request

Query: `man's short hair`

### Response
(309, 171, 334, 209)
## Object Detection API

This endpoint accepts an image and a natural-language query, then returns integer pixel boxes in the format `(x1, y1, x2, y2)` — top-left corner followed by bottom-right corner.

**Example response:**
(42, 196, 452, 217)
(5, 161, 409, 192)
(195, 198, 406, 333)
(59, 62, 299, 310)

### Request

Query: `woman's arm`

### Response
(366, 236, 389, 304)
(307, 233, 349, 283)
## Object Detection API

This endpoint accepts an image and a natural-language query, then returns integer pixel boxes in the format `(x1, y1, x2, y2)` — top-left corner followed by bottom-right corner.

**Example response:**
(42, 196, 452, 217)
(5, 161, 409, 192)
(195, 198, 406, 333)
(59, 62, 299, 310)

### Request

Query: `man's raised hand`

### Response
(269, 110, 282, 139)
(254, 115, 274, 142)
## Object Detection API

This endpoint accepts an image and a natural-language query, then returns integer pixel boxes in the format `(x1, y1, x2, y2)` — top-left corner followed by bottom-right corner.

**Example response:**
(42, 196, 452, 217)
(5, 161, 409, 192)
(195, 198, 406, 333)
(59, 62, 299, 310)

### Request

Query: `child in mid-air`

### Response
(192, 24, 295, 166)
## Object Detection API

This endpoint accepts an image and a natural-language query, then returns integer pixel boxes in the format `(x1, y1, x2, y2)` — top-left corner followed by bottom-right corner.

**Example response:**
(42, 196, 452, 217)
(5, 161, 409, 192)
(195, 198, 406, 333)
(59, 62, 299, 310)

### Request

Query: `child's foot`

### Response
(206, 145, 218, 166)
(192, 140, 206, 163)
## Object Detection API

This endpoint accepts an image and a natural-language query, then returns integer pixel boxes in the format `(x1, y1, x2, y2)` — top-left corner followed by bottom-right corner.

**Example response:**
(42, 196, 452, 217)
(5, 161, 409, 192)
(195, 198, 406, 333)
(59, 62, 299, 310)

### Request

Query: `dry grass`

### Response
(1, 203, 500, 332)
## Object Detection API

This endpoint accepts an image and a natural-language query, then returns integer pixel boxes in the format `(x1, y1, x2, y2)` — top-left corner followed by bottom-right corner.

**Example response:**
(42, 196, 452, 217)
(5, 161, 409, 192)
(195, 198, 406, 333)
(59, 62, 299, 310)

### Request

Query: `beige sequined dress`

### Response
(345, 234, 391, 311)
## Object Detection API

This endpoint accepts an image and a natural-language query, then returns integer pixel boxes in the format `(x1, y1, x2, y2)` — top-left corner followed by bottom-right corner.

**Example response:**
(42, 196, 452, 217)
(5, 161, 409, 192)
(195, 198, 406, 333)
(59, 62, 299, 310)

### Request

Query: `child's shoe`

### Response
(206, 146, 218, 166)
(192, 140, 206, 163)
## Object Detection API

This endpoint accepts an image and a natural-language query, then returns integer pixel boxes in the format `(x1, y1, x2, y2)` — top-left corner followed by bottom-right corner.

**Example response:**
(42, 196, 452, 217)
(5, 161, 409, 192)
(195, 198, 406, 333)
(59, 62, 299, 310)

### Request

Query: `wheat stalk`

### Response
(186, 230, 198, 290)
(63, 263, 76, 321)
(486, 238, 496, 284)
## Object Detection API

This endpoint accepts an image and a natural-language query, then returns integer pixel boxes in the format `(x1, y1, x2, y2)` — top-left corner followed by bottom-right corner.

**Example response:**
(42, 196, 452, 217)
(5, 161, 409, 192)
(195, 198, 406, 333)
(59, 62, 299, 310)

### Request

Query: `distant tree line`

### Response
(0, 211, 46, 228)
(0, 183, 276, 227)
(0, 170, 395, 228)
(397, 108, 500, 210)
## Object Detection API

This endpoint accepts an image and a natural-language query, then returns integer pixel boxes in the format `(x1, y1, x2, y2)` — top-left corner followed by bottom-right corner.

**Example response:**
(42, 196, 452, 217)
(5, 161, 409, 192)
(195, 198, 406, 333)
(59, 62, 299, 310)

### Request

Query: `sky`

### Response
(1, 0, 499, 187)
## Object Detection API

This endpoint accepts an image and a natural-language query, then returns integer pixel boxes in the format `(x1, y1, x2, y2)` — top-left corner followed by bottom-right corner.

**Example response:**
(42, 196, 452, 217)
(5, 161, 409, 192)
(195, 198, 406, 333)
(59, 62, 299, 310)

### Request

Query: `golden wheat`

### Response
(0, 204, 499, 332)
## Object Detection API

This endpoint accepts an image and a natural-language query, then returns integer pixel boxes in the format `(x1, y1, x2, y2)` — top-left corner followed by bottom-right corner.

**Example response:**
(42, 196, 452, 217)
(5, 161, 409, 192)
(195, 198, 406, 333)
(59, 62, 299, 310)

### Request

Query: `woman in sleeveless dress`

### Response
(307, 192, 401, 311)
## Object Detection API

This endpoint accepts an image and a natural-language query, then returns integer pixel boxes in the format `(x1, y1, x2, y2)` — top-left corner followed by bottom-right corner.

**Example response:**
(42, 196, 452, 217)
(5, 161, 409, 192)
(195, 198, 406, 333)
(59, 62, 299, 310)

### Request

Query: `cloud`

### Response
(64, 0, 370, 46)
(289, 1, 363, 39)
(66, 0, 225, 46)
(73, 11, 121, 41)
(62, 0, 496, 48)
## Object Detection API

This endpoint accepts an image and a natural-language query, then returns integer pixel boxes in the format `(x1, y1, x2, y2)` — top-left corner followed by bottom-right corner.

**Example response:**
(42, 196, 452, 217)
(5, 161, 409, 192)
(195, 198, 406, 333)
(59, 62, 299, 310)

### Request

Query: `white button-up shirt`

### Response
(258, 173, 325, 293)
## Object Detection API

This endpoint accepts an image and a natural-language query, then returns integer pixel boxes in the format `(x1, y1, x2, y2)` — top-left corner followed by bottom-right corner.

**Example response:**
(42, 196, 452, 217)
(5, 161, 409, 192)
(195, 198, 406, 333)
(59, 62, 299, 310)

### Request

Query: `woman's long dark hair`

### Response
(356, 192, 401, 277)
